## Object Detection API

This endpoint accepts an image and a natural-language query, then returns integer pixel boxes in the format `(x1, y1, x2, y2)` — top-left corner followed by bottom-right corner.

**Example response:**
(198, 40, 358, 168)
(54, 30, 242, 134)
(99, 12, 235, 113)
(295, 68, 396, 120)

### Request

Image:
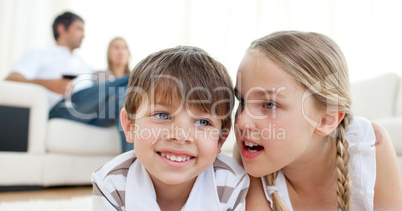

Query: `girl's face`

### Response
(235, 50, 322, 177)
(108, 38, 130, 67)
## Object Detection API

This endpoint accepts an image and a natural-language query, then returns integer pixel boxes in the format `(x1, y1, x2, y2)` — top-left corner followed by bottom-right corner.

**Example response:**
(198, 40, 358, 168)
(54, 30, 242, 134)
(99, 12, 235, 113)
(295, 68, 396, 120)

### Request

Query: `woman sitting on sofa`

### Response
(93, 37, 131, 83)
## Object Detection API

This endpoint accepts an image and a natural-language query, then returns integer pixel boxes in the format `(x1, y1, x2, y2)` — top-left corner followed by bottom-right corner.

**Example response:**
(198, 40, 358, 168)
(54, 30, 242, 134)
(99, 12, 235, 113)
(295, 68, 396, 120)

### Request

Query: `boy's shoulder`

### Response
(212, 154, 249, 210)
(91, 151, 137, 209)
(213, 153, 247, 177)
(92, 150, 137, 181)
(213, 153, 249, 186)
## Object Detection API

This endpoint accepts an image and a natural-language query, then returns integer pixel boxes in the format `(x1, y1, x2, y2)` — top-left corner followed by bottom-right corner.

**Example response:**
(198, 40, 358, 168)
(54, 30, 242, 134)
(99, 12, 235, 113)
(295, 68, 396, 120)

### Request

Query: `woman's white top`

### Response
(262, 116, 376, 210)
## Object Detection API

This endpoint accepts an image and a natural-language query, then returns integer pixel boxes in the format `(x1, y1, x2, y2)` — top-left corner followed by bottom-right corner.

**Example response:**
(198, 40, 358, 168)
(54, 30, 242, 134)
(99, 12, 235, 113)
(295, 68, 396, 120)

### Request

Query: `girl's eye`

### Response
(196, 119, 212, 126)
(264, 101, 277, 109)
(237, 97, 245, 106)
(154, 112, 171, 120)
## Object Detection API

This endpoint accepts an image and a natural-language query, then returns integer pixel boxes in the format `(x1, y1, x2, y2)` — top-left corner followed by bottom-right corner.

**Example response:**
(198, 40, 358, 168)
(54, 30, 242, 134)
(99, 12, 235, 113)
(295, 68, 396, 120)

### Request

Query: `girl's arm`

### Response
(373, 122, 402, 210)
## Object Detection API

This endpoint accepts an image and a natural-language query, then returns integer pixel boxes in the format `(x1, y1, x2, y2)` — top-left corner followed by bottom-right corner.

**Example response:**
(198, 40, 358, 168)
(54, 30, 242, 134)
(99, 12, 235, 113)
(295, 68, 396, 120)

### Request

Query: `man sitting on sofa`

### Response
(5, 11, 132, 152)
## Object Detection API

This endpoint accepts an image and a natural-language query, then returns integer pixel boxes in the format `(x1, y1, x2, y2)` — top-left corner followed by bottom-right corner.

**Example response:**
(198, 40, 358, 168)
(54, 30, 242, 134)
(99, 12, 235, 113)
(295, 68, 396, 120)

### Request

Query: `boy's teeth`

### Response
(247, 148, 257, 153)
(160, 153, 190, 162)
(245, 141, 259, 147)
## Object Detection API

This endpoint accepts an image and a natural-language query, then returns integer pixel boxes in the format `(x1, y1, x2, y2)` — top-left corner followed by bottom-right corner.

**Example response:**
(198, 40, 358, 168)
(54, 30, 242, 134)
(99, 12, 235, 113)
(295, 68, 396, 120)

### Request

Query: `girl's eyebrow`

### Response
(256, 90, 285, 99)
(234, 88, 285, 99)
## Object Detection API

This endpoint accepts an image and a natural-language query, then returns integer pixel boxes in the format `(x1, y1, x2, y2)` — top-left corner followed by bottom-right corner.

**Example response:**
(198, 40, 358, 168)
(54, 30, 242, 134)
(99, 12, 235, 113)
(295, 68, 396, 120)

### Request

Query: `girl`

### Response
(234, 31, 402, 210)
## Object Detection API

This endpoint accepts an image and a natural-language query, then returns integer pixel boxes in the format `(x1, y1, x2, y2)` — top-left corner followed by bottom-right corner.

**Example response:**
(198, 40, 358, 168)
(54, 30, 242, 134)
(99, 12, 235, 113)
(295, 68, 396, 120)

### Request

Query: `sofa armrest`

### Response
(351, 73, 399, 119)
(0, 81, 48, 154)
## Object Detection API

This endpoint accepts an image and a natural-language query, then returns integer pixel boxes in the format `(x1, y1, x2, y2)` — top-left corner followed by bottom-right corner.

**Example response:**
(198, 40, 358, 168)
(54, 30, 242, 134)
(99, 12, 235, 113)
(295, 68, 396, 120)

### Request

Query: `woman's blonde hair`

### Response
(250, 31, 352, 210)
(107, 37, 131, 75)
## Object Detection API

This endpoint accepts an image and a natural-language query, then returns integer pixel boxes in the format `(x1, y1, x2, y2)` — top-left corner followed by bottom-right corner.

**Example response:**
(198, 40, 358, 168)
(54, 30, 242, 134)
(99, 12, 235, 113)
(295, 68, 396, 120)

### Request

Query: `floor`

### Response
(0, 186, 92, 202)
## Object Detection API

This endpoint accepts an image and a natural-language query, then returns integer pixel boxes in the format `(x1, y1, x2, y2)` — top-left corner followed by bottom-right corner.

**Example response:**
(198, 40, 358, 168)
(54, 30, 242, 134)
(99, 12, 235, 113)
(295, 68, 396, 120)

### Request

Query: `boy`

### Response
(92, 46, 249, 210)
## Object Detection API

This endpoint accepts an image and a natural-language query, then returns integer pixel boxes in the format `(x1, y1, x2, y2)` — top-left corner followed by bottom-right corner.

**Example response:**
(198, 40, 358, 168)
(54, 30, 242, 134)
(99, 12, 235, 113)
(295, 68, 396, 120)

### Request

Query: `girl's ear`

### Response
(314, 111, 345, 137)
(120, 108, 135, 143)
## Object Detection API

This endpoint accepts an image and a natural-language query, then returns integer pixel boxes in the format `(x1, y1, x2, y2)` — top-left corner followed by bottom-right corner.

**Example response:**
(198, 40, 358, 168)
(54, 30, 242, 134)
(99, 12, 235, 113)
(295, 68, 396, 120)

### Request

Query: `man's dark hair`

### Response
(52, 12, 84, 40)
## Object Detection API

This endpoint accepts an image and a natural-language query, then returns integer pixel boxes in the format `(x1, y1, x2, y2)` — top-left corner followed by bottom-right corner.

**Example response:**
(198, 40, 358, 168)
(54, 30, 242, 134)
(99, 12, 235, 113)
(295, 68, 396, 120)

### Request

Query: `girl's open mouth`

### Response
(244, 141, 264, 153)
(241, 139, 264, 159)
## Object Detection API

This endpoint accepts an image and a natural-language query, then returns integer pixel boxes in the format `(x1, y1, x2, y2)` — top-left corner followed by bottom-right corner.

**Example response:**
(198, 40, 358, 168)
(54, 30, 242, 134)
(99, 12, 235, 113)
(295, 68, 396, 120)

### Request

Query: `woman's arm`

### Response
(372, 122, 402, 210)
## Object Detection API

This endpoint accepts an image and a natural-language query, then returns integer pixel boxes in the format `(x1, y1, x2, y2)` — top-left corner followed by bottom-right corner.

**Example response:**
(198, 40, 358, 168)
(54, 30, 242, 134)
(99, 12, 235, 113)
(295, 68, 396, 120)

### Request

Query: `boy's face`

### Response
(123, 96, 223, 186)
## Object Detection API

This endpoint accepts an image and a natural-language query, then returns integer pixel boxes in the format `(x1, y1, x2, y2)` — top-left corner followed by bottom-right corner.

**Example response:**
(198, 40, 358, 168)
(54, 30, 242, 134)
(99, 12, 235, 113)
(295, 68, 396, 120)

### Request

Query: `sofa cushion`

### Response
(46, 119, 121, 156)
(42, 153, 116, 186)
(372, 117, 402, 155)
(351, 73, 399, 120)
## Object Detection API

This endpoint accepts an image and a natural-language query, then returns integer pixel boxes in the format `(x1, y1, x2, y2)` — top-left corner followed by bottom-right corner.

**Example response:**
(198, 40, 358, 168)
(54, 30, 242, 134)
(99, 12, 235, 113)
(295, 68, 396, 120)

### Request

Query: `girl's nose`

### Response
(235, 106, 257, 131)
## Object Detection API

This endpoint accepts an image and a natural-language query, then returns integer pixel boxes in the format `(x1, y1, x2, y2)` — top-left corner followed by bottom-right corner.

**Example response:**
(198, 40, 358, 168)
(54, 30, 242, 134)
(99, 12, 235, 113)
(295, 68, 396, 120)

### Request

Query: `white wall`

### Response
(1, 0, 402, 83)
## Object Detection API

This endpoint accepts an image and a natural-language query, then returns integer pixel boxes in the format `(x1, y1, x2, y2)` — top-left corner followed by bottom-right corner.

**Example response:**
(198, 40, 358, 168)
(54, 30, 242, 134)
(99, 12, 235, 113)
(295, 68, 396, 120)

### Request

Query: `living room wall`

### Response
(1, 0, 402, 83)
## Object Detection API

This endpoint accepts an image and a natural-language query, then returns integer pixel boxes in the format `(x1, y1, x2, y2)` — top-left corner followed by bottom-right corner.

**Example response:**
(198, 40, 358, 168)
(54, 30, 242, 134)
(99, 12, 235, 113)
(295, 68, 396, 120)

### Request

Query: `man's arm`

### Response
(5, 72, 72, 96)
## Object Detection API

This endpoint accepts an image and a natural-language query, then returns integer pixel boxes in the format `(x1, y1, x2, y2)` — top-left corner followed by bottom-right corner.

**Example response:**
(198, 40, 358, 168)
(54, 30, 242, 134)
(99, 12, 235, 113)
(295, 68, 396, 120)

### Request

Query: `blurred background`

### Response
(1, 0, 402, 82)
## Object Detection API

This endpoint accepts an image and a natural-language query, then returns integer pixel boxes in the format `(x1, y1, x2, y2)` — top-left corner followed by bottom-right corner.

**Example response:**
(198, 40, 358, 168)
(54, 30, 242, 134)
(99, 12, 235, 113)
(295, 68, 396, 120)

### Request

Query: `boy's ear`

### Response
(314, 110, 345, 137)
(120, 108, 134, 143)
(217, 127, 231, 154)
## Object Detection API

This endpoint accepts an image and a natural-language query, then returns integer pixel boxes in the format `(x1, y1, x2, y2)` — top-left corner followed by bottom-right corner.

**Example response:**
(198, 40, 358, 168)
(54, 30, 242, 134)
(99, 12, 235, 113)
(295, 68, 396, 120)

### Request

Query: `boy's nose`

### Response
(170, 137, 187, 145)
(166, 122, 194, 144)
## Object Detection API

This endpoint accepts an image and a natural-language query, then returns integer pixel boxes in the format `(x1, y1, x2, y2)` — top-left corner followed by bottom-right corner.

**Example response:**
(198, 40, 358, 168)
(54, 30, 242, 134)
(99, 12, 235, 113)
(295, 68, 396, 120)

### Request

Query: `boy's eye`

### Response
(195, 119, 212, 126)
(264, 101, 277, 109)
(153, 112, 171, 120)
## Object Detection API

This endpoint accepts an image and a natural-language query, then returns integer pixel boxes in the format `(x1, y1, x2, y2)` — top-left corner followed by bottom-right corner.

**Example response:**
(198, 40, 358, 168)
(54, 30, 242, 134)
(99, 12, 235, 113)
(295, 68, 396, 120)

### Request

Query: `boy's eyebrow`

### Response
(153, 101, 171, 107)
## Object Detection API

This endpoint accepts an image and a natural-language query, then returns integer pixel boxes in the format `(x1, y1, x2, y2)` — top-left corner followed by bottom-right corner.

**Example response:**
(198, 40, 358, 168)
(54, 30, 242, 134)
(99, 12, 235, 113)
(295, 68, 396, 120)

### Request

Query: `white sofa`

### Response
(0, 81, 122, 188)
(351, 73, 402, 173)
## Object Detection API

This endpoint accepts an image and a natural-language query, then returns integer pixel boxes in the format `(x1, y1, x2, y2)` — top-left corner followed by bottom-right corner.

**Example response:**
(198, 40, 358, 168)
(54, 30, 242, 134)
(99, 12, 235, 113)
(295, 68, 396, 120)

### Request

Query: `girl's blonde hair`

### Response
(250, 31, 352, 210)
(107, 37, 131, 75)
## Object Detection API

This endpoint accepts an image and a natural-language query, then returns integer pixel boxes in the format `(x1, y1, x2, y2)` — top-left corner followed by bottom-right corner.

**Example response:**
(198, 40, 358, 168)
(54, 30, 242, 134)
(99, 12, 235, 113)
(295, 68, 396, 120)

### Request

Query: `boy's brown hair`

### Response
(124, 46, 234, 143)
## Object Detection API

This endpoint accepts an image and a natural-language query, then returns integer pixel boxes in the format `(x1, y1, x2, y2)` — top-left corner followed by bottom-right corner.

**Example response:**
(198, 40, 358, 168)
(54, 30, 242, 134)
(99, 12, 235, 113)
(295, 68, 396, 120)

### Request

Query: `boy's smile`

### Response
(156, 149, 195, 168)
